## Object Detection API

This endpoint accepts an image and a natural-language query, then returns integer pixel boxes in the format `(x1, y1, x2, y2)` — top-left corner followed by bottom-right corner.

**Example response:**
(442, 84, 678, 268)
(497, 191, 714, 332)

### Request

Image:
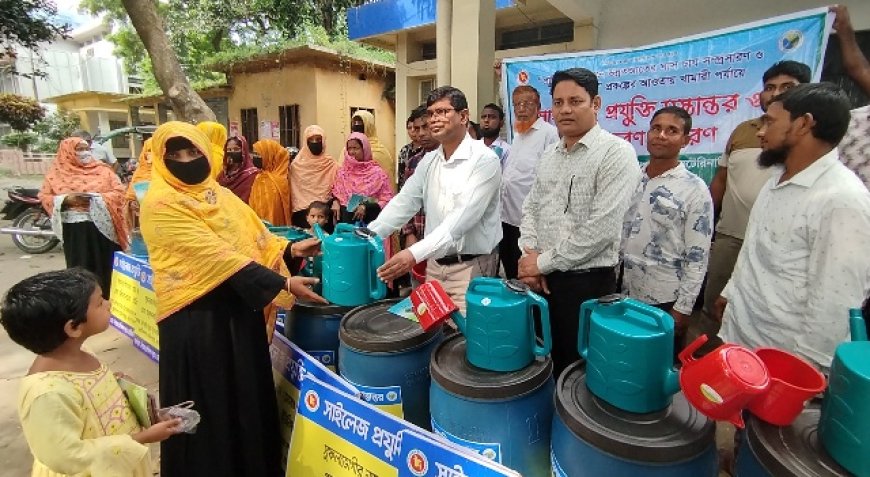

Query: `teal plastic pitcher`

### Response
(578, 295, 680, 413)
(458, 278, 552, 372)
(819, 308, 870, 477)
(313, 223, 386, 307)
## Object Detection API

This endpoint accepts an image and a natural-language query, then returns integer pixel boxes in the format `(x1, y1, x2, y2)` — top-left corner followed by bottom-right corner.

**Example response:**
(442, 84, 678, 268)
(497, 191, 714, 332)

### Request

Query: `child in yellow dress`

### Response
(0, 268, 182, 477)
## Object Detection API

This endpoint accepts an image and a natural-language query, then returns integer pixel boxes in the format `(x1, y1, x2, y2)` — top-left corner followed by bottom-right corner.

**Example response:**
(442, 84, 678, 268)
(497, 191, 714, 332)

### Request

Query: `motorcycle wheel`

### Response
(11, 208, 60, 254)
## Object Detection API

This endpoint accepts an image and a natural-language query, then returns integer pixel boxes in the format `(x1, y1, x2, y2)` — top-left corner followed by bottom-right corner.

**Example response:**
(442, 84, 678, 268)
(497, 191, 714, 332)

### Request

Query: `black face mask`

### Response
(227, 151, 242, 164)
(351, 123, 365, 134)
(252, 154, 263, 169)
(307, 141, 324, 155)
(165, 156, 210, 185)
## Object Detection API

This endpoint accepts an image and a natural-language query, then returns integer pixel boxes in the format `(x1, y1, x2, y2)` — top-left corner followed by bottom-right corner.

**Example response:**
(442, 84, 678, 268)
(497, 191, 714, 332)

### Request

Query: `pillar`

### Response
(450, 0, 496, 117)
(436, 0, 452, 87)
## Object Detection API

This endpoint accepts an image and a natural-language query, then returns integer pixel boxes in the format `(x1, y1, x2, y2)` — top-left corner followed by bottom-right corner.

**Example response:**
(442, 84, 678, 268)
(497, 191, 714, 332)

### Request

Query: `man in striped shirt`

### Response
(518, 68, 641, 377)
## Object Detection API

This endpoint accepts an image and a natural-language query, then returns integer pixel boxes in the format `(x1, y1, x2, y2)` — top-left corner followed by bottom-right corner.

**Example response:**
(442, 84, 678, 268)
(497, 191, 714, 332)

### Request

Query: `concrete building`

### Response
(347, 0, 870, 153)
(126, 45, 396, 161)
(0, 21, 142, 155)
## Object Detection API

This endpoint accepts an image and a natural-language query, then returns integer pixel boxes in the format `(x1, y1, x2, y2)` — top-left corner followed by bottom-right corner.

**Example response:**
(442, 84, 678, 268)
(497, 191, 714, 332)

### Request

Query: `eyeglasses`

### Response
(512, 101, 537, 110)
(425, 107, 456, 119)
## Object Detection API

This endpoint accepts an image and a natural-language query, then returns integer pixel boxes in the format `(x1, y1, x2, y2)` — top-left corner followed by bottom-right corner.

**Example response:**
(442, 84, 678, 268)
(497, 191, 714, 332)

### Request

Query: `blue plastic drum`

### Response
(338, 299, 442, 429)
(735, 407, 850, 477)
(552, 361, 718, 477)
(284, 300, 354, 370)
(429, 334, 554, 476)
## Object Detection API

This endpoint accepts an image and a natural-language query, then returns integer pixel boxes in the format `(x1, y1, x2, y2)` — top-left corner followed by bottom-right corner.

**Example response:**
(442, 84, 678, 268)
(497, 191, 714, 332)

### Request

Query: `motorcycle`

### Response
(0, 187, 60, 254)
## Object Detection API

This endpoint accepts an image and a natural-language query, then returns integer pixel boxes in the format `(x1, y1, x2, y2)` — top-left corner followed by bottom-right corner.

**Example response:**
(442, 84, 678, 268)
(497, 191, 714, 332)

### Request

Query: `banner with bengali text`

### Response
(502, 7, 833, 183)
(110, 252, 159, 362)
(269, 333, 360, 472)
(288, 373, 520, 477)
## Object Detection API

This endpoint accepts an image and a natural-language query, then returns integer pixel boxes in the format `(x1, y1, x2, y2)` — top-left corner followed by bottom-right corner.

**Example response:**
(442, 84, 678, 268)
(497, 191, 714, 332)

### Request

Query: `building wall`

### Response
(314, 66, 396, 161)
(227, 62, 395, 161)
(227, 65, 321, 146)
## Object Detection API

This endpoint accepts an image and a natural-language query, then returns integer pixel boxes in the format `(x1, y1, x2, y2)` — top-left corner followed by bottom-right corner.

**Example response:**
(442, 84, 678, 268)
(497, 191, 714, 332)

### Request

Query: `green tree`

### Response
(0, 93, 45, 131)
(32, 109, 81, 152)
(0, 0, 71, 77)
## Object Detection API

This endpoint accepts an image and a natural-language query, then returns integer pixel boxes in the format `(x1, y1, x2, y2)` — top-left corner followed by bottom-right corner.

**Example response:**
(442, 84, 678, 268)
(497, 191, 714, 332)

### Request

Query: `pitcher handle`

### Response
(678, 335, 708, 365)
(368, 235, 386, 301)
(623, 298, 672, 332)
(312, 223, 326, 242)
(849, 308, 868, 341)
(529, 291, 552, 357)
(577, 298, 596, 360)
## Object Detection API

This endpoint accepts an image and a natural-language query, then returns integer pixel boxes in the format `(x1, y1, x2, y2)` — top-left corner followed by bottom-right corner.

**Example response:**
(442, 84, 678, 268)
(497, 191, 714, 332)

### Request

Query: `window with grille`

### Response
(241, 108, 258, 142)
(279, 104, 300, 148)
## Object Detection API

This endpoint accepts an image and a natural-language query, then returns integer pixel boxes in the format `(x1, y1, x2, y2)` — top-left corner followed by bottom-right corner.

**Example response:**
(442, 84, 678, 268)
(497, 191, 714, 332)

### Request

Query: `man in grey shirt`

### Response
(71, 129, 118, 172)
(518, 68, 641, 377)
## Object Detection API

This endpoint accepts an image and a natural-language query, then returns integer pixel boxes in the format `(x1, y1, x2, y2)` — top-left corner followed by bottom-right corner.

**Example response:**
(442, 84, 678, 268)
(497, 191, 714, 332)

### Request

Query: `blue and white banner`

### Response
(502, 8, 833, 182)
(288, 373, 520, 477)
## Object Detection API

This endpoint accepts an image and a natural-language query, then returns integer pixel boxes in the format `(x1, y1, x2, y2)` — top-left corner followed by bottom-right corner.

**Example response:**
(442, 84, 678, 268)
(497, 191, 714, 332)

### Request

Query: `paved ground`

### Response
(0, 176, 160, 475)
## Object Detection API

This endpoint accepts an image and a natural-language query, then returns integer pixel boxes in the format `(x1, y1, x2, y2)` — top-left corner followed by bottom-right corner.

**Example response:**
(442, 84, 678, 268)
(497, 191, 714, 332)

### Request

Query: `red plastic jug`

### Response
(678, 335, 769, 428)
(747, 348, 826, 426)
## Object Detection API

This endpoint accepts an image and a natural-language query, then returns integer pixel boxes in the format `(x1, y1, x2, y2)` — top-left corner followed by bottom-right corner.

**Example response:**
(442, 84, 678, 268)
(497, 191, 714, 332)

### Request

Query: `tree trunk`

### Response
(120, 0, 215, 123)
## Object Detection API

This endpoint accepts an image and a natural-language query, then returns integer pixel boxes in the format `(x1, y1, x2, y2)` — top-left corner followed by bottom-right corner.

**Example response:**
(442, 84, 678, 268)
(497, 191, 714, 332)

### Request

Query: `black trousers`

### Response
(499, 222, 521, 280)
(544, 268, 617, 379)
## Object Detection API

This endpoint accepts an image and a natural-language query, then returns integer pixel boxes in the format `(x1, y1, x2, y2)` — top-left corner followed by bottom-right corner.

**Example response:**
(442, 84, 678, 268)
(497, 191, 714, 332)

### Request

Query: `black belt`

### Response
(435, 254, 482, 266)
(547, 267, 614, 277)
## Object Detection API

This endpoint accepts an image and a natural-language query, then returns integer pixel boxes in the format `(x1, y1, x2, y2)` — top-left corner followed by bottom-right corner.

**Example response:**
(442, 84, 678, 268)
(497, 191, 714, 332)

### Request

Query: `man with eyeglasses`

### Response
(500, 86, 559, 280)
(621, 106, 713, 359)
(518, 68, 641, 377)
(371, 86, 502, 314)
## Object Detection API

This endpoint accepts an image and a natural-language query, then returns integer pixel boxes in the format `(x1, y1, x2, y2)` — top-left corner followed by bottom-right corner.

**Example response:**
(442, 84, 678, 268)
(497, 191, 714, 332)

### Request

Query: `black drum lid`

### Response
(430, 334, 553, 400)
(744, 407, 851, 477)
(288, 299, 355, 317)
(339, 299, 441, 352)
(555, 361, 715, 463)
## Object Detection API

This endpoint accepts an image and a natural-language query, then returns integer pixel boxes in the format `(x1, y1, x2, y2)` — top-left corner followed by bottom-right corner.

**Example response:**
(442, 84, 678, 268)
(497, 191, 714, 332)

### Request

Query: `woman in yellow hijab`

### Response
(352, 110, 396, 191)
(249, 139, 291, 226)
(140, 121, 324, 477)
(195, 121, 227, 179)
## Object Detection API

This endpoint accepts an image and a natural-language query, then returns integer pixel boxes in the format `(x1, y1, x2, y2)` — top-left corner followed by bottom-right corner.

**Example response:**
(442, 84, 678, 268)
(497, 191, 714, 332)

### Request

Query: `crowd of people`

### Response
(1, 5, 869, 477)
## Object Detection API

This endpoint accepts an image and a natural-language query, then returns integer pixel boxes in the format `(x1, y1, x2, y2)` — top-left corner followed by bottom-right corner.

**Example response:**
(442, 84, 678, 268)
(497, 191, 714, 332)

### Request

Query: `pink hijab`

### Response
(332, 132, 394, 207)
(218, 135, 259, 202)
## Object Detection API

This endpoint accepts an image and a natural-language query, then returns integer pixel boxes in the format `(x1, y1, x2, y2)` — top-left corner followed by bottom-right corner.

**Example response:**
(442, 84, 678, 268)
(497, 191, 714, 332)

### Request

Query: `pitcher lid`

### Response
(504, 279, 529, 294)
(745, 406, 851, 476)
(724, 347, 769, 387)
(289, 299, 355, 316)
(555, 361, 715, 462)
(339, 299, 441, 352)
(430, 334, 552, 399)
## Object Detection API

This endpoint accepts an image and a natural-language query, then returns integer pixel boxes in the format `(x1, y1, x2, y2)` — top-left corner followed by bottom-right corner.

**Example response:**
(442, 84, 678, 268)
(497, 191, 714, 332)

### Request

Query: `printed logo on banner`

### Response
(779, 30, 803, 52)
(517, 70, 529, 84)
(406, 449, 428, 476)
(304, 390, 320, 412)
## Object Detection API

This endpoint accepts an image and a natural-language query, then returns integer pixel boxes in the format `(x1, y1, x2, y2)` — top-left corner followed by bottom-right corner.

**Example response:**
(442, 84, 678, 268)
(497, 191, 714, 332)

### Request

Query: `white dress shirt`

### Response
(500, 118, 559, 227)
(519, 124, 641, 274)
(721, 150, 870, 370)
(622, 162, 714, 314)
(369, 134, 502, 262)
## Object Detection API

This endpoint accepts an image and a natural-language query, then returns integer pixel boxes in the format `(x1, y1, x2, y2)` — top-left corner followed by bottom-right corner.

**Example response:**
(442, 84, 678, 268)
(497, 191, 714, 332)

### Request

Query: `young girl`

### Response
(331, 132, 394, 225)
(1, 268, 181, 477)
